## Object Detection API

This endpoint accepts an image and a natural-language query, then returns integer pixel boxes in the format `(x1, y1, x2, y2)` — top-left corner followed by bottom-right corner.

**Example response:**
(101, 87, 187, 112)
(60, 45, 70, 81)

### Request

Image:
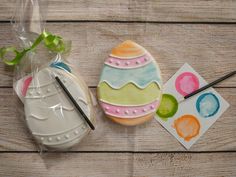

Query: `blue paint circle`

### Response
(50, 62, 71, 73)
(196, 93, 220, 118)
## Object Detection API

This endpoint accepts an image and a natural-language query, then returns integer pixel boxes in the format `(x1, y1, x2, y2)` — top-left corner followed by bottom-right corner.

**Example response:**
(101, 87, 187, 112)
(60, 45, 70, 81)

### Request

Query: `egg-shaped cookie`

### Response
(24, 66, 95, 149)
(98, 40, 162, 126)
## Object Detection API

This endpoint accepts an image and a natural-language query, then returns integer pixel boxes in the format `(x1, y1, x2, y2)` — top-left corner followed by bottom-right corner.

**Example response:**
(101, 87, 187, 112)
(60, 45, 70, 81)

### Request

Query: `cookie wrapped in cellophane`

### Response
(0, 0, 96, 151)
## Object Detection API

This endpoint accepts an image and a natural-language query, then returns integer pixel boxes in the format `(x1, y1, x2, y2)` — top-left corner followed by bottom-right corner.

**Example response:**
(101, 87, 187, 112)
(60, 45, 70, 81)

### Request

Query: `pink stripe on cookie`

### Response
(22, 76, 33, 97)
(100, 100, 160, 118)
(105, 54, 151, 69)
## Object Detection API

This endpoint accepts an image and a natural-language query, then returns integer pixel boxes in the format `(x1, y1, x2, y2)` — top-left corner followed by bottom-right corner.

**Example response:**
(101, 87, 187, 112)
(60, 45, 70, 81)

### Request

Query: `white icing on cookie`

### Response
(24, 67, 94, 149)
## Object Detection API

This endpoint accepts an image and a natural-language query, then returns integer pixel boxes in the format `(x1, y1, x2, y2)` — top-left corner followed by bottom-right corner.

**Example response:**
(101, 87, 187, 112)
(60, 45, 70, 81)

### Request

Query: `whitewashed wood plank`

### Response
(0, 87, 235, 151)
(0, 0, 236, 22)
(0, 23, 235, 87)
(133, 153, 236, 177)
(0, 153, 235, 177)
(0, 153, 132, 177)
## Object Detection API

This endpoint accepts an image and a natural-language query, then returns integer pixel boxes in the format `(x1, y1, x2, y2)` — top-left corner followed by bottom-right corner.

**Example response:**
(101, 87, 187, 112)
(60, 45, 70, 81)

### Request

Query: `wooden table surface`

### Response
(0, 1, 236, 176)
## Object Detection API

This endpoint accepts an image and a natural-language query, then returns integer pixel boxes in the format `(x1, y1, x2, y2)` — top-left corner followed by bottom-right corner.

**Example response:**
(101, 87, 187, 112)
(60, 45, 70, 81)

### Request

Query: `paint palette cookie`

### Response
(98, 40, 162, 126)
(24, 66, 94, 149)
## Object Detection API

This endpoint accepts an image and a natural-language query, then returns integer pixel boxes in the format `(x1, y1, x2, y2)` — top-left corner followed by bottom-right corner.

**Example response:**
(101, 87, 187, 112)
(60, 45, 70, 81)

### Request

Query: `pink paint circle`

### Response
(175, 72, 199, 96)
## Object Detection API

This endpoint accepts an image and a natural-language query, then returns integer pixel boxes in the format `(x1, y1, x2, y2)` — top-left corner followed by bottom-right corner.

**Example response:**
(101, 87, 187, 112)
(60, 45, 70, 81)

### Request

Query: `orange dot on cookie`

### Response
(173, 115, 200, 142)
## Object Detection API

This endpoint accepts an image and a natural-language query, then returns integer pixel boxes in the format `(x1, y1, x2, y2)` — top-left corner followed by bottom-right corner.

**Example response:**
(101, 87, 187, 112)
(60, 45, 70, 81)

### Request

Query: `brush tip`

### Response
(178, 97, 185, 104)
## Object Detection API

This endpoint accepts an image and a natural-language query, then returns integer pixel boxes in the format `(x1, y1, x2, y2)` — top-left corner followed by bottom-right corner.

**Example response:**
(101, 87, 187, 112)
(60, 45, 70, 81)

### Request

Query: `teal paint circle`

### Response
(196, 93, 220, 118)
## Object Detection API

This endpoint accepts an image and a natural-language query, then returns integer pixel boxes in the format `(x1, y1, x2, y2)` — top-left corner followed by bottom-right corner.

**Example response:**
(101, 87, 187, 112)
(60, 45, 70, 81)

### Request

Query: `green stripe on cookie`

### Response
(98, 82, 161, 106)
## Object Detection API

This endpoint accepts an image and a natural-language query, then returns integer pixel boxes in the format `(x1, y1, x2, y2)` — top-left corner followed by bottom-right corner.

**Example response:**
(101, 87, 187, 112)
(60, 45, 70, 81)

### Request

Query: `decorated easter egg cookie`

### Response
(24, 67, 94, 149)
(98, 40, 162, 126)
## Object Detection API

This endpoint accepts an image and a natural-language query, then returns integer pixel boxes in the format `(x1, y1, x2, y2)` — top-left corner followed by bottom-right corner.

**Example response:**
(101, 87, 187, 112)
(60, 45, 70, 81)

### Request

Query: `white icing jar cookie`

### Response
(98, 40, 162, 126)
(24, 67, 94, 149)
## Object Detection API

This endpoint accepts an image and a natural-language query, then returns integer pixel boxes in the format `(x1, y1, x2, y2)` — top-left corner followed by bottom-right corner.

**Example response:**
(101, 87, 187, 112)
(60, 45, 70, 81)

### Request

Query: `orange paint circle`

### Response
(173, 115, 200, 142)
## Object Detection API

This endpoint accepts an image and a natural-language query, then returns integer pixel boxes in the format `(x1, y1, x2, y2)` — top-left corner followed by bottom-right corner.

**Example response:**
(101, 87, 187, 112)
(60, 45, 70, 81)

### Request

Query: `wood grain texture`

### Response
(0, 87, 235, 151)
(0, 1, 235, 176)
(0, 23, 236, 87)
(0, 152, 235, 177)
(1, 0, 236, 22)
(133, 153, 236, 177)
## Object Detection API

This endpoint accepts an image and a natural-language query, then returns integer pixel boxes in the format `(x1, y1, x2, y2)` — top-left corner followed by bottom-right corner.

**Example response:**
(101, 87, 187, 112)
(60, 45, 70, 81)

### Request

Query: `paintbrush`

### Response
(179, 70, 236, 103)
(55, 76, 95, 130)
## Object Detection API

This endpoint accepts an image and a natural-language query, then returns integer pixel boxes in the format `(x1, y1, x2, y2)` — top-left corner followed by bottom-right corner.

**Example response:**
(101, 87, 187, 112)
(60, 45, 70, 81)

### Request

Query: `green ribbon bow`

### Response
(0, 30, 69, 66)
